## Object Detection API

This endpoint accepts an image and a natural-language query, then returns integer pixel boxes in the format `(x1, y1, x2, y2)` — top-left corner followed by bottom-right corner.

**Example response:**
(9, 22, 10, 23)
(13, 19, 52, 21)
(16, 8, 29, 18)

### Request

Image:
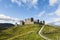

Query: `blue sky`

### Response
(0, 0, 60, 25)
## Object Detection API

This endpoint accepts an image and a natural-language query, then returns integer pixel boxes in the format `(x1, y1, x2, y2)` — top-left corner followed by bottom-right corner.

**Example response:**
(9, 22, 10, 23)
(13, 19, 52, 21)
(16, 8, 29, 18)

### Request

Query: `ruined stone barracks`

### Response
(20, 18, 45, 25)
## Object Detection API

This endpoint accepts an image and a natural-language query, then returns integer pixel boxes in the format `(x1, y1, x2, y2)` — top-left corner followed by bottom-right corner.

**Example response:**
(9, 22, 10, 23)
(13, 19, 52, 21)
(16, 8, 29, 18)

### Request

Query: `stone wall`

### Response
(20, 18, 44, 25)
(24, 18, 34, 24)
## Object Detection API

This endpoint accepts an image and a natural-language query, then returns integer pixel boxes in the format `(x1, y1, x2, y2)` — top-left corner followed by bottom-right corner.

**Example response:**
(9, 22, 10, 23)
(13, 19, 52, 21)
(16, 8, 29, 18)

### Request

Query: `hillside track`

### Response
(38, 25, 51, 40)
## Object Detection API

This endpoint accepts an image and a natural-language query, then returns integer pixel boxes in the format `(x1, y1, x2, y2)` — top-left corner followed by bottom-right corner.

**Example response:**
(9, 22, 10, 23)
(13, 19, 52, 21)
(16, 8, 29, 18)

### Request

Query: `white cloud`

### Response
(0, 14, 20, 24)
(55, 5, 60, 16)
(46, 18, 60, 24)
(47, 5, 60, 17)
(54, 22, 60, 25)
(0, 14, 20, 21)
(53, 18, 60, 22)
(32, 0, 38, 5)
(11, 0, 21, 6)
(48, 13, 54, 16)
(0, 14, 10, 19)
(49, 0, 60, 16)
(51, 18, 60, 23)
(11, 0, 38, 9)
(51, 18, 60, 26)
(38, 11, 45, 17)
(49, 0, 58, 6)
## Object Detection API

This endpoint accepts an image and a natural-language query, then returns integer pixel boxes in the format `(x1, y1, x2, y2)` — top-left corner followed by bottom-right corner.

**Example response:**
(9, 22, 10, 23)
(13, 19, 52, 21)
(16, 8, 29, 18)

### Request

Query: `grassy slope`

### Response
(42, 25, 60, 40)
(0, 24, 44, 40)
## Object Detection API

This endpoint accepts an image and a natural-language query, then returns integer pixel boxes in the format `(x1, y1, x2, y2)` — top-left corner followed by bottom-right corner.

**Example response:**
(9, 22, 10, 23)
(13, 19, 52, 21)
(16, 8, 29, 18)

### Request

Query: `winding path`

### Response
(7, 25, 51, 40)
(38, 25, 51, 40)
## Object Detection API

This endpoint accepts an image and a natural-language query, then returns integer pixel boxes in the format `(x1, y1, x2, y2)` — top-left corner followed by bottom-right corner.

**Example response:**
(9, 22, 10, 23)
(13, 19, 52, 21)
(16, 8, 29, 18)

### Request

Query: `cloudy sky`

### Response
(0, 0, 60, 25)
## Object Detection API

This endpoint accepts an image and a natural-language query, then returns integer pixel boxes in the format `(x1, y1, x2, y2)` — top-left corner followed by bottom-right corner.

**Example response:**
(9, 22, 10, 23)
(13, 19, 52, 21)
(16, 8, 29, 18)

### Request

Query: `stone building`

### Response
(34, 19, 39, 24)
(20, 18, 44, 25)
(24, 18, 34, 24)
(20, 20, 25, 25)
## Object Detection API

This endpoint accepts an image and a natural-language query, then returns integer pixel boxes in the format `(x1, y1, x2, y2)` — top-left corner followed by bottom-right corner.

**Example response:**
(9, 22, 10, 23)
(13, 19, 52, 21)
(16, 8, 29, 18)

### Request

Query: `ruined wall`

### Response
(20, 20, 25, 25)
(20, 18, 42, 25)
(24, 18, 34, 24)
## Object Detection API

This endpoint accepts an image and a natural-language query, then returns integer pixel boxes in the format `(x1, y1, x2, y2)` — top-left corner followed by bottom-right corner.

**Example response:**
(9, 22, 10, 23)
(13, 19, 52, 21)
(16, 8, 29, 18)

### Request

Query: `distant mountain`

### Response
(0, 23, 15, 30)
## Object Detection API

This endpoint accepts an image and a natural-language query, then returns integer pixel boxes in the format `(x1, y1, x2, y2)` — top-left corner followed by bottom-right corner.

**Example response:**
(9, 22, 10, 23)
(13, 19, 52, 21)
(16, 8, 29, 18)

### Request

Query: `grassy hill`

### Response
(1, 23, 60, 40)
(0, 24, 44, 40)
(41, 25, 60, 40)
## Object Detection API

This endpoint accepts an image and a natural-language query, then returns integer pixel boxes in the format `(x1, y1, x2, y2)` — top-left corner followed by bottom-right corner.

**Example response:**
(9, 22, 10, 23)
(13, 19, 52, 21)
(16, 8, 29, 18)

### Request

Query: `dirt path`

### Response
(7, 25, 51, 40)
(7, 31, 34, 40)
(38, 25, 51, 40)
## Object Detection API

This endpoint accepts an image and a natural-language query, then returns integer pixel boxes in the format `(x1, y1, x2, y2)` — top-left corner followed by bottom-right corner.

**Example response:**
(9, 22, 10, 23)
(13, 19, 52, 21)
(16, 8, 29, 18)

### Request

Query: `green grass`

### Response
(42, 25, 60, 40)
(0, 24, 44, 40)
(13, 32, 44, 40)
